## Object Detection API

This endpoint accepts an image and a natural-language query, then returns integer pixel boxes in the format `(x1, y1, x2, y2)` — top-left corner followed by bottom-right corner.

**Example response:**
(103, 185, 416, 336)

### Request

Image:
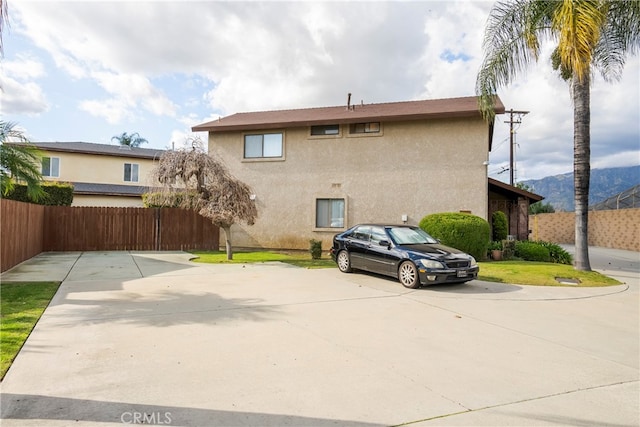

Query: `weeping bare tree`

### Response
(148, 137, 257, 260)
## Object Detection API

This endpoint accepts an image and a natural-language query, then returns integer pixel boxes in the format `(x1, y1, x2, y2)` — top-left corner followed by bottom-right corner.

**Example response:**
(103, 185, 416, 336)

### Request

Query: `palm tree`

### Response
(1, 0, 8, 56)
(111, 132, 148, 148)
(477, 0, 639, 271)
(0, 121, 45, 201)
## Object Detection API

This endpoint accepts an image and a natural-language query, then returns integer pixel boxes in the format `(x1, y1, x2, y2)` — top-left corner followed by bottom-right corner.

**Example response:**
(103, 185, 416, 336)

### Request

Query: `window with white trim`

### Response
(244, 133, 283, 158)
(349, 122, 380, 134)
(124, 163, 139, 182)
(310, 124, 340, 136)
(316, 198, 345, 228)
(41, 157, 60, 177)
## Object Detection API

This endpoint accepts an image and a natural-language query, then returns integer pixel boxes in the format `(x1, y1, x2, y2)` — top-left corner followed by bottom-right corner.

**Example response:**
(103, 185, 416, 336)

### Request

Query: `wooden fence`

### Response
(1, 200, 45, 273)
(1, 199, 219, 272)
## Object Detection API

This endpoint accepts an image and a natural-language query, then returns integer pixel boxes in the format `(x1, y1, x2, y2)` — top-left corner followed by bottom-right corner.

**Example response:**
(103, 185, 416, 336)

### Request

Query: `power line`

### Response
(504, 109, 529, 185)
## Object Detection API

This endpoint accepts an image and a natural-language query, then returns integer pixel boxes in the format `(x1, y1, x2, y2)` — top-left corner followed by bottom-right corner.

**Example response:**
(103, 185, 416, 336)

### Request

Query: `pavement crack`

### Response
(393, 379, 640, 426)
(402, 293, 638, 370)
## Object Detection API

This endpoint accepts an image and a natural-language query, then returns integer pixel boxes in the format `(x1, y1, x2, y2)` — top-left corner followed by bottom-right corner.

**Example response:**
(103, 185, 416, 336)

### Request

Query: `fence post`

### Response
(155, 208, 161, 251)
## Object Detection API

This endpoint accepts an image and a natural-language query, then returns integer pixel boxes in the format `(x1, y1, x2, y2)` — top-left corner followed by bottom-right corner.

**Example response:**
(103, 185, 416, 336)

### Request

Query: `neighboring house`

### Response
(488, 178, 544, 240)
(193, 96, 506, 250)
(6, 142, 165, 207)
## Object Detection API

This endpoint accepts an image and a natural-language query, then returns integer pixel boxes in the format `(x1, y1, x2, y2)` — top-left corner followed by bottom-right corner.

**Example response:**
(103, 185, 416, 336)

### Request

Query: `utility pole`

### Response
(505, 109, 529, 185)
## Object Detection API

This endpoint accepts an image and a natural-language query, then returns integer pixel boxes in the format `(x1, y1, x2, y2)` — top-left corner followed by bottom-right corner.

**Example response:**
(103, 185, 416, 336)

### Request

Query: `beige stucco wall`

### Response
(39, 150, 158, 207)
(209, 117, 490, 250)
(40, 151, 158, 187)
(530, 208, 640, 251)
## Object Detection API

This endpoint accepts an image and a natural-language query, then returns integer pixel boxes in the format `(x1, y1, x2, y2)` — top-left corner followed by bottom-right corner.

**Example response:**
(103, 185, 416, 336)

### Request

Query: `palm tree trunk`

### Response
(573, 74, 592, 271)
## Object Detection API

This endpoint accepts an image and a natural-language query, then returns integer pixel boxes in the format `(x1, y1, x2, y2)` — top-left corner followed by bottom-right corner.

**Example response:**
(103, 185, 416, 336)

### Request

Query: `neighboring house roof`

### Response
(192, 96, 505, 133)
(5, 141, 166, 160)
(72, 182, 151, 197)
(489, 178, 544, 203)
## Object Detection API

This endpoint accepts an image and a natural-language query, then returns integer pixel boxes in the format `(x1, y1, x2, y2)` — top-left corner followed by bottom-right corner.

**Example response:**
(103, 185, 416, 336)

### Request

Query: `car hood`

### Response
(399, 243, 468, 259)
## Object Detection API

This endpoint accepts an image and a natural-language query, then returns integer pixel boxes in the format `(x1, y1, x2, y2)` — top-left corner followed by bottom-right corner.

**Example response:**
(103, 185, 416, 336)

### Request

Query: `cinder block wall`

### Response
(530, 208, 640, 251)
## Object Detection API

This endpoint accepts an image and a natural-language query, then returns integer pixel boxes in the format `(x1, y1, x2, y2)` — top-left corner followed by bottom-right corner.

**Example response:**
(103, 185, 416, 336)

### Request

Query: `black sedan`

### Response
(330, 224, 478, 288)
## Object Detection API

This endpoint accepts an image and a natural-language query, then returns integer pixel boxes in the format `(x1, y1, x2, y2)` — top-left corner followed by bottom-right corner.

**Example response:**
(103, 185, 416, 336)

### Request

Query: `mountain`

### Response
(519, 165, 640, 211)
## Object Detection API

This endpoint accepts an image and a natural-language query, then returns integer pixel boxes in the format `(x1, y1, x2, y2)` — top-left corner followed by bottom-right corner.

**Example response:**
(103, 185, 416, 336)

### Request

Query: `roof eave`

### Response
(192, 110, 486, 133)
(488, 178, 544, 202)
(3, 142, 164, 159)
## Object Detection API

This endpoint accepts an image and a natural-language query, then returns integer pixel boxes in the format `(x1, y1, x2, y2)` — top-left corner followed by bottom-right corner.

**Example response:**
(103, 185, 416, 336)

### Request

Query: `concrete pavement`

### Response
(1, 247, 638, 426)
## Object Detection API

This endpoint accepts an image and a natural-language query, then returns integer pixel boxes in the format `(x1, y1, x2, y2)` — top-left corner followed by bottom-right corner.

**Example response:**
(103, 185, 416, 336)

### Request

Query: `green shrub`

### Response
(309, 239, 322, 260)
(143, 192, 198, 208)
(419, 212, 490, 260)
(502, 239, 516, 260)
(537, 241, 573, 265)
(530, 201, 555, 214)
(515, 241, 551, 262)
(488, 241, 503, 251)
(4, 182, 74, 206)
(491, 211, 508, 241)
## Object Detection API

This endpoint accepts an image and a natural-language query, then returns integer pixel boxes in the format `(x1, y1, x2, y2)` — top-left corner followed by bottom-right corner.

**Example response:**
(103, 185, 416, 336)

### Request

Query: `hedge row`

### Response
(419, 212, 490, 260)
(418, 212, 572, 265)
(3, 182, 74, 206)
(515, 241, 573, 265)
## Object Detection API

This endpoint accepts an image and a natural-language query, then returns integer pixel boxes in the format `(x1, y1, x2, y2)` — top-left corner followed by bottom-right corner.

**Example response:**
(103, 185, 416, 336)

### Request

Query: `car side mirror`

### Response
(379, 240, 391, 248)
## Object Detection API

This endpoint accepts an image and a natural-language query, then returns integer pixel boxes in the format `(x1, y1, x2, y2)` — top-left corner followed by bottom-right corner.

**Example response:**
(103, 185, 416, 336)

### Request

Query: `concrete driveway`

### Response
(1, 247, 638, 426)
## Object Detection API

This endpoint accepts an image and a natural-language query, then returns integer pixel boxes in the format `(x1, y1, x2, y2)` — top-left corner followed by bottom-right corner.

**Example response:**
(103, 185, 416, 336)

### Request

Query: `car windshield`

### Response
(387, 227, 438, 245)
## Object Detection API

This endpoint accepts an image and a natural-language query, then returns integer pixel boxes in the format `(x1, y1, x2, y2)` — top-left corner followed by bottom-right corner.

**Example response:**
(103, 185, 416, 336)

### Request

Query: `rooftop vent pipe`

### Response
(347, 93, 351, 110)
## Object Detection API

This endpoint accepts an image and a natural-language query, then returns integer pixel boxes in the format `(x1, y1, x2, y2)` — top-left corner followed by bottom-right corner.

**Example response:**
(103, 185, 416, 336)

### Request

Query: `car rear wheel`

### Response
(398, 261, 420, 288)
(336, 250, 352, 273)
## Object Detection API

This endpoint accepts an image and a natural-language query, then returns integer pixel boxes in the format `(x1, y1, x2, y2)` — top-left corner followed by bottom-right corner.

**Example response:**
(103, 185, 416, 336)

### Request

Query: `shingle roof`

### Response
(5, 141, 166, 160)
(192, 96, 505, 132)
(72, 182, 151, 197)
(489, 178, 544, 203)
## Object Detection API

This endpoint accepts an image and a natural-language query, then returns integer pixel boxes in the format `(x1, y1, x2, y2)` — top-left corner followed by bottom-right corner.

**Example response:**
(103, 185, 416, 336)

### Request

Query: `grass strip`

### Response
(192, 251, 620, 287)
(1, 281, 60, 380)
(478, 261, 621, 286)
(190, 251, 336, 269)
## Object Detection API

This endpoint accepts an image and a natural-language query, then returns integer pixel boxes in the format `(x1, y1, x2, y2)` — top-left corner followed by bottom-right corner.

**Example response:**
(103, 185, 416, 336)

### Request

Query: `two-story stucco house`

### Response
(7, 141, 165, 207)
(193, 95, 505, 250)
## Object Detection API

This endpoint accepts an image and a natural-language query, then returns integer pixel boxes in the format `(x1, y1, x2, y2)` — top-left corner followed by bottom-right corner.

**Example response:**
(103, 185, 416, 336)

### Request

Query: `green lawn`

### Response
(478, 261, 621, 286)
(191, 251, 621, 287)
(190, 251, 336, 268)
(1, 281, 60, 380)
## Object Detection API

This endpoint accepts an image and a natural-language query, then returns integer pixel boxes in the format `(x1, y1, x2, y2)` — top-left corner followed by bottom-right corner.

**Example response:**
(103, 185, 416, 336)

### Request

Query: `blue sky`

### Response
(2, 1, 639, 182)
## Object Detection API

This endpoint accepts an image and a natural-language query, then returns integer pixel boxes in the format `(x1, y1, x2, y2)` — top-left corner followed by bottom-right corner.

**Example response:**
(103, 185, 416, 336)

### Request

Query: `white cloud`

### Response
(3, 54, 45, 79)
(0, 78, 48, 115)
(78, 72, 177, 123)
(78, 99, 128, 124)
(7, 0, 639, 181)
(0, 55, 49, 115)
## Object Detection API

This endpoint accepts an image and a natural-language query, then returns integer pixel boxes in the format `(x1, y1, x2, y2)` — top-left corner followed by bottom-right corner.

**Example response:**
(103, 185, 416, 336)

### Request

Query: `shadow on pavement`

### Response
(348, 270, 520, 295)
(46, 287, 282, 327)
(1, 394, 381, 427)
(426, 280, 521, 294)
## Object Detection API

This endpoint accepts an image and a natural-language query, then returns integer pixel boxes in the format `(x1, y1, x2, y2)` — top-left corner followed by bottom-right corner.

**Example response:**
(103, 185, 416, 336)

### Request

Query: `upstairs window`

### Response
(316, 198, 345, 228)
(124, 163, 139, 182)
(244, 133, 283, 158)
(349, 122, 380, 134)
(41, 157, 60, 177)
(310, 124, 340, 136)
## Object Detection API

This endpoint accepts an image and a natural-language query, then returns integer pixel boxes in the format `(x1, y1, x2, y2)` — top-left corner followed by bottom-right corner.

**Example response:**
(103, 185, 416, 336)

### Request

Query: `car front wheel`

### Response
(337, 250, 352, 273)
(398, 261, 420, 288)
